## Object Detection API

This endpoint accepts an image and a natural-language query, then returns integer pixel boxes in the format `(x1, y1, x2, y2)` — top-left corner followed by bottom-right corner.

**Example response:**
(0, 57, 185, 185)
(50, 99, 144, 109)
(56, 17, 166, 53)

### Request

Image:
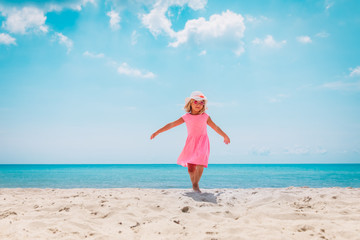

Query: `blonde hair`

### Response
(184, 99, 206, 114)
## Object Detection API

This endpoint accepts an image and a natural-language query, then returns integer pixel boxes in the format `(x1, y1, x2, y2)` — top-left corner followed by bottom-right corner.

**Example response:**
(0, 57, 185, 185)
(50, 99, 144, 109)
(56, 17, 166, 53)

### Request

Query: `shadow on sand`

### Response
(183, 191, 220, 204)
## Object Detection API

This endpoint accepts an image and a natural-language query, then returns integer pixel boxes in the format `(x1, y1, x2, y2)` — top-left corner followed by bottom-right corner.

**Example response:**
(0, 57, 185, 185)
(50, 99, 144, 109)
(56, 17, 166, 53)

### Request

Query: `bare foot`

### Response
(192, 183, 201, 193)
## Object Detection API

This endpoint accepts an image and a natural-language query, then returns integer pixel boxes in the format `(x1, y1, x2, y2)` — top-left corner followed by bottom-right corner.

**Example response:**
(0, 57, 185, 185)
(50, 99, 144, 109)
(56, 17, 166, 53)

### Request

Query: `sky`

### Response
(0, 0, 359, 164)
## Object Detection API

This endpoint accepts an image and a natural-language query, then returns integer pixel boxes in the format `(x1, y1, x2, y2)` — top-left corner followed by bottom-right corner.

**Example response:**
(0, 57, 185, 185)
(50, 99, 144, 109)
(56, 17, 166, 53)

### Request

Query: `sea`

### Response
(0, 164, 359, 189)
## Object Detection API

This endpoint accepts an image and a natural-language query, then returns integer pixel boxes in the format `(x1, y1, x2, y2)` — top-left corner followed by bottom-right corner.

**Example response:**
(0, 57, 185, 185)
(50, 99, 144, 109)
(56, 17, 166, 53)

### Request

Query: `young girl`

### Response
(150, 91, 230, 192)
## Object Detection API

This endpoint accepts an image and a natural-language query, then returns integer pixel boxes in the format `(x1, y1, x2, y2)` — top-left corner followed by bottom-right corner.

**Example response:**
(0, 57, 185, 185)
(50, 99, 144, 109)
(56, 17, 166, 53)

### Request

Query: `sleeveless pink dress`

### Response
(177, 112, 210, 168)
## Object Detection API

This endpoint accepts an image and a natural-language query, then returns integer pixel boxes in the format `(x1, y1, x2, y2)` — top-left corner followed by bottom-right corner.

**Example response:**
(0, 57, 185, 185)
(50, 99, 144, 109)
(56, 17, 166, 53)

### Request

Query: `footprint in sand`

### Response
(48, 228, 59, 234)
(227, 202, 234, 207)
(340, 210, 349, 215)
(297, 225, 314, 232)
(102, 212, 112, 218)
(150, 205, 163, 211)
(130, 222, 141, 233)
(58, 207, 70, 212)
(0, 211, 17, 219)
(161, 190, 169, 195)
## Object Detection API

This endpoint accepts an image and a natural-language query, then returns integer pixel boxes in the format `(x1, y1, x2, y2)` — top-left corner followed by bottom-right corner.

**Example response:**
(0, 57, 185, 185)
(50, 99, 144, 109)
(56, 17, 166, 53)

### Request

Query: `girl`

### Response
(150, 91, 230, 192)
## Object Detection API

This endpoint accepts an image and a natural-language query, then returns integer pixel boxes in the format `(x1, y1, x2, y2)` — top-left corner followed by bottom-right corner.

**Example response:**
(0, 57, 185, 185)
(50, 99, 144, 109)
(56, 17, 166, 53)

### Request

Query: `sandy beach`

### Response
(0, 187, 359, 240)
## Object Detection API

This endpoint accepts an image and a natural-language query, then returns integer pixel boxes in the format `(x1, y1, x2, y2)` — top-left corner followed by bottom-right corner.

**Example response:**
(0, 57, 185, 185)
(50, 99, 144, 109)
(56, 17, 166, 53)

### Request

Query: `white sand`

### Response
(1, 187, 359, 240)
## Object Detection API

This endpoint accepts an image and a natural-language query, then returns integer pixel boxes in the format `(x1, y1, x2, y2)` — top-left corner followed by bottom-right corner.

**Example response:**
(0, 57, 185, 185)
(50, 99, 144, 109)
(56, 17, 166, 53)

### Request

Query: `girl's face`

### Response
(191, 99, 205, 114)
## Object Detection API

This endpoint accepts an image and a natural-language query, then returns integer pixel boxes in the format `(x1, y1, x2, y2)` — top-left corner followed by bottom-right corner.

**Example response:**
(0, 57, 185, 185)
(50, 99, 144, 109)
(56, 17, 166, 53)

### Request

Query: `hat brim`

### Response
(185, 97, 208, 110)
(185, 97, 207, 103)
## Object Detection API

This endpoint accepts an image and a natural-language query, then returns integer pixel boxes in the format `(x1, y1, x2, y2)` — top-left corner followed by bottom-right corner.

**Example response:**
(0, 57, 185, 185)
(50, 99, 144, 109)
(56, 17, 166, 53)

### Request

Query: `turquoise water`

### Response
(0, 164, 359, 188)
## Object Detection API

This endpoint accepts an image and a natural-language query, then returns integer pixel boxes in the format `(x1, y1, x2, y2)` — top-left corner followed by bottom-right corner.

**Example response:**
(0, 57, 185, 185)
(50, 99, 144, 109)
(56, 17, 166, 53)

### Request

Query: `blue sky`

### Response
(0, 0, 359, 164)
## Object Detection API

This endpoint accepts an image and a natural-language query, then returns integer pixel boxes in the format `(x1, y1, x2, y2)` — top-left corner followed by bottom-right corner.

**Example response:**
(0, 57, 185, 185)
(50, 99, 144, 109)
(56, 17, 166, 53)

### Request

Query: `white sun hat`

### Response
(185, 91, 208, 109)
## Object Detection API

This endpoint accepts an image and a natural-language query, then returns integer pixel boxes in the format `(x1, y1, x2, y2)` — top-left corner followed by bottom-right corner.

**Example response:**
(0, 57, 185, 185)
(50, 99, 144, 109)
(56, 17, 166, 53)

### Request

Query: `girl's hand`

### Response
(150, 132, 158, 140)
(224, 136, 230, 144)
(150, 118, 184, 140)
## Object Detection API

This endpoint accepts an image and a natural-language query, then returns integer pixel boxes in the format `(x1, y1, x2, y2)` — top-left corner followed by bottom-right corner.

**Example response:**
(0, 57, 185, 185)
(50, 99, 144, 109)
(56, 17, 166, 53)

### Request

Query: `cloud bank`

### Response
(169, 10, 245, 48)
(1, 6, 48, 34)
(141, 1, 245, 55)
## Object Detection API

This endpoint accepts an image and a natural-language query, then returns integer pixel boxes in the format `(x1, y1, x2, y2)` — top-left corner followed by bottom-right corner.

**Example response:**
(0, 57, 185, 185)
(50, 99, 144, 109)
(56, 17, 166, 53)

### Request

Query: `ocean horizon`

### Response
(1, 164, 359, 189)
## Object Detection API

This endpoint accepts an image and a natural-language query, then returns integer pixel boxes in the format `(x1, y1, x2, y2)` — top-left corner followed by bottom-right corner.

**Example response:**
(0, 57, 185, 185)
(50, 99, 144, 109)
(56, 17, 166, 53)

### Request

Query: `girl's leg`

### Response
(193, 165, 204, 192)
(194, 165, 204, 185)
(187, 164, 198, 191)
(187, 164, 204, 192)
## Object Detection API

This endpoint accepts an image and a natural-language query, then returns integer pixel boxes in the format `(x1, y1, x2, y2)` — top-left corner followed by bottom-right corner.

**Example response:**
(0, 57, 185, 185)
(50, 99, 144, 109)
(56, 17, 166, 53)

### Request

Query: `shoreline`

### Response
(1, 187, 359, 239)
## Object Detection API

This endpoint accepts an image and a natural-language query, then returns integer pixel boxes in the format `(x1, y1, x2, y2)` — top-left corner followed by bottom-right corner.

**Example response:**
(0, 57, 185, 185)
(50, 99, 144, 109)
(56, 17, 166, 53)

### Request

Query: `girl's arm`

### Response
(207, 117, 230, 144)
(150, 117, 185, 139)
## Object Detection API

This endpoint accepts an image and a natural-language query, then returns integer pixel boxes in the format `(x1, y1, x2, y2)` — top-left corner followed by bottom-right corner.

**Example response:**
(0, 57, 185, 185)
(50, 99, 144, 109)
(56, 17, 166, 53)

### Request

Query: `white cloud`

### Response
(169, 10, 245, 48)
(82, 0, 96, 6)
(199, 50, 206, 56)
(314, 148, 327, 155)
(322, 81, 360, 91)
(117, 62, 156, 79)
(0, 33, 16, 45)
(251, 147, 271, 156)
(322, 67, 360, 91)
(46, 0, 96, 12)
(234, 44, 245, 56)
(269, 94, 290, 103)
(141, 1, 245, 55)
(252, 35, 286, 48)
(186, 0, 207, 10)
(107, 10, 121, 31)
(325, 0, 334, 11)
(297, 35, 312, 44)
(284, 145, 310, 155)
(0, 0, 96, 35)
(316, 31, 330, 38)
(56, 32, 73, 53)
(245, 15, 268, 24)
(81, 51, 156, 80)
(284, 146, 328, 155)
(141, 4, 176, 37)
(1, 6, 48, 34)
(349, 66, 360, 77)
(131, 30, 139, 45)
(83, 51, 104, 58)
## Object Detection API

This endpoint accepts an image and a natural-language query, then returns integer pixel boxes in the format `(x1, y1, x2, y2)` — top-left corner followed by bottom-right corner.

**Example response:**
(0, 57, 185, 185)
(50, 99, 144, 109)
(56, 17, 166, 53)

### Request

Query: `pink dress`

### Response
(177, 112, 210, 168)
